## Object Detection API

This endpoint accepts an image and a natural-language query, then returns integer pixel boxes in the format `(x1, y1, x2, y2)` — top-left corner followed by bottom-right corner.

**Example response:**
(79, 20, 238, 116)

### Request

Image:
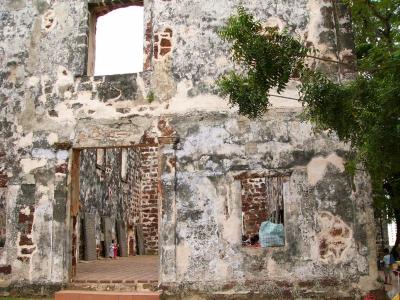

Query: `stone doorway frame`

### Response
(64, 117, 179, 283)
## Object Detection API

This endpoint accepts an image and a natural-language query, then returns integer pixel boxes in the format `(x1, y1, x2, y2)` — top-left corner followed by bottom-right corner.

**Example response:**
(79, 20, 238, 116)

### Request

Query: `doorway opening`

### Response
(70, 145, 160, 283)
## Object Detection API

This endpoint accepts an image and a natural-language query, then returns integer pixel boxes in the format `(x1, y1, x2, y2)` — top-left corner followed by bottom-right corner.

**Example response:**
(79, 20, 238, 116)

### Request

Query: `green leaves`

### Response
(218, 3, 400, 225)
(217, 6, 307, 118)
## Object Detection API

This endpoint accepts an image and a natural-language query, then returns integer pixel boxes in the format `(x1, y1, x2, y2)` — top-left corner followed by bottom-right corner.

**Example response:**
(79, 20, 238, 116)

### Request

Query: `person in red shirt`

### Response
(113, 240, 118, 259)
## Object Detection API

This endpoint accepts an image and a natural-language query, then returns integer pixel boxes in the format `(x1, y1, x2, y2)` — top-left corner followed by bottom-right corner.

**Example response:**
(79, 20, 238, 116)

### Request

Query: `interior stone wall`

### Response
(79, 146, 160, 256)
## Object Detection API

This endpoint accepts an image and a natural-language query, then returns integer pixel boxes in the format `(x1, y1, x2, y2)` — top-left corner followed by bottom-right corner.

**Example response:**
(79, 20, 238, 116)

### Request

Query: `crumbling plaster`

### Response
(0, 0, 377, 297)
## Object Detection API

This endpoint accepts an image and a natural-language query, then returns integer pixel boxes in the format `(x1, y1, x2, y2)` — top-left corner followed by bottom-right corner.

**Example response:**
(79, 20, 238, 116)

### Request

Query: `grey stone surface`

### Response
(83, 213, 96, 261)
(0, 0, 378, 297)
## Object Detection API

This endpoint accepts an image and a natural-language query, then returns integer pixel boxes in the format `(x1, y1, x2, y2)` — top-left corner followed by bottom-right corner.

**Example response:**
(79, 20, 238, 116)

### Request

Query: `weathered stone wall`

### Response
(0, 0, 378, 297)
(159, 111, 378, 297)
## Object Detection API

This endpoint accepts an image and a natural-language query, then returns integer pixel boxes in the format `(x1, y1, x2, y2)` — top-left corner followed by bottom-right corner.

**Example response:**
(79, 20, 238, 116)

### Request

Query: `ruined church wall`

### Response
(0, 0, 375, 296)
(159, 111, 378, 297)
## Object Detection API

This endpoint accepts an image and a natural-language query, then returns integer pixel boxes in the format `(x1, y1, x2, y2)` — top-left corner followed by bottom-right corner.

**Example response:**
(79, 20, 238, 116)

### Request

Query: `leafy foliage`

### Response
(217, 6, 307, 118)
(218, 3, 400, 245)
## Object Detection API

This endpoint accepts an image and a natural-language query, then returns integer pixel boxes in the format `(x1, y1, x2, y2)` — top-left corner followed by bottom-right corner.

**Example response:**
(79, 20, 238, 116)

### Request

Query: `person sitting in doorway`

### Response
(250, 234, 260, 247)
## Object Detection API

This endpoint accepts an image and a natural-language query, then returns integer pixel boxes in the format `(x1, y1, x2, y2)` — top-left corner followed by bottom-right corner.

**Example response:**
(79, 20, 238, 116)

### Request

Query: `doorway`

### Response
(70, 146, 160, 283)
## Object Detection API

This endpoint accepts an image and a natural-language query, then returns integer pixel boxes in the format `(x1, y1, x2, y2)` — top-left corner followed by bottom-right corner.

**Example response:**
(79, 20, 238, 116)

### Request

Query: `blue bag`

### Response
(390, 254, 396, 265)
(259, 221, 285, 247)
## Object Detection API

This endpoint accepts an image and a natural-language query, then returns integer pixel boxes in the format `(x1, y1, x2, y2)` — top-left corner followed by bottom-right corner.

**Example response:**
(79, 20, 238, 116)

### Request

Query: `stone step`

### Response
(67, 281, 158, 292)
(55, 290, 161, 300)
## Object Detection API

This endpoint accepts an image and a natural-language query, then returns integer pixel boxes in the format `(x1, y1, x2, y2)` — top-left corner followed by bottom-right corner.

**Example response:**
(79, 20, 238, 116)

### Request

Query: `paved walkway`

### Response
(73, 256, 159, 283)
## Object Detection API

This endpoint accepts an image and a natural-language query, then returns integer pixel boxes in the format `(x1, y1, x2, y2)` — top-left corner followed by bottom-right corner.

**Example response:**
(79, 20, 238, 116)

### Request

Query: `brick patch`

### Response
(154, 28, 173, 60)
(0, 174, 8, 188)
(55, 163, 68, 174)
(241, 177, 268, 237)
(0, 265, 11, 275)
(19, 234, 33, 246)
(17, 257, 30, 263)
(21, 247, 35, 255)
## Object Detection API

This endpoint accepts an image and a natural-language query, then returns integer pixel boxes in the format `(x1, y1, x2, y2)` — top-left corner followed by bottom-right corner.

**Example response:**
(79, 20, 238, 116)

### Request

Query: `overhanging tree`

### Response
(218, 3, 400, 249)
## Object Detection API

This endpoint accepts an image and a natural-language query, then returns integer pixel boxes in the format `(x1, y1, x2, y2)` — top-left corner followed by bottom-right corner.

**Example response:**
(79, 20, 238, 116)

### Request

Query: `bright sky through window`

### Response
(94, 6, 144, 76)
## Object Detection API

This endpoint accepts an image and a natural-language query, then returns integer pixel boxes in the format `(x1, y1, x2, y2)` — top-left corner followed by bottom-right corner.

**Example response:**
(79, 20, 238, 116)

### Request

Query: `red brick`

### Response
(19, 234, 33, 246)
(18, 212, 34, 224)
(0, 265, 11, 275)
(0, 174, 8, 188)
(17, 257, 30, 263)
(21, 247, 35, 255)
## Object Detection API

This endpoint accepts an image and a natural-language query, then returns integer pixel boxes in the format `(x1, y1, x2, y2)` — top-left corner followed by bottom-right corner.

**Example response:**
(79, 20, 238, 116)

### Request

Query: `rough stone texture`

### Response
(0, 0, 379, 298)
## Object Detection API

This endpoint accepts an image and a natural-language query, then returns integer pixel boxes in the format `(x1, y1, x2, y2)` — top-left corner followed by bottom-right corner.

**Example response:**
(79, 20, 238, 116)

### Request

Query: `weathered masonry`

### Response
(0, 0, 381, 298)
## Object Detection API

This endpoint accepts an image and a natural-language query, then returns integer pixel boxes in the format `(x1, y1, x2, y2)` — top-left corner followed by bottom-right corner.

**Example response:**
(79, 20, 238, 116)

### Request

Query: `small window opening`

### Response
(0, 192, 5, 249)
(121, 148, 128, 181)
(241, 175, 287, 248)
(88, 5, 144, 76)
(96, 149, 105, 169)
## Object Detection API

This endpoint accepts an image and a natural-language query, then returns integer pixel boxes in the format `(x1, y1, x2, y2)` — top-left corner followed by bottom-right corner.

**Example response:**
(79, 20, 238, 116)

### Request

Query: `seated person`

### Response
(250, 234, 260, 247)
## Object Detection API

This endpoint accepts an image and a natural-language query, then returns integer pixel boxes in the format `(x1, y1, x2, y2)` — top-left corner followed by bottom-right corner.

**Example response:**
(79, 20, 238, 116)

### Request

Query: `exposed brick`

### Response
(0, 265, 11, 275)
(19, 234, 33, 246)
(55, 163, 68, 174)
(21, 247, 35, 255)
(164, 28, 173, 37)
(153, 45, 159, 59)
(17, 257, 30, 263)
(241, 177, 267, 237)
(160, 47, 171, 56)
(18, 212, 34, 224)
(0, 174, 8, 188)
(160, 38, 171, 47)
(53, 141, 72, 150)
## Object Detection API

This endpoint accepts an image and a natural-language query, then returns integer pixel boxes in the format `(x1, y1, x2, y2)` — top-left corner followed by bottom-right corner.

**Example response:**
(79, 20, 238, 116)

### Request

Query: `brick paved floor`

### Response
(73, 256, 159, 283)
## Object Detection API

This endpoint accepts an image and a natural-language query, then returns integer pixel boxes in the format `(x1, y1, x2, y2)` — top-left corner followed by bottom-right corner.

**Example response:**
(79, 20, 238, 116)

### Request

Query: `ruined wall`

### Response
(0, 0, 378, 297)
(159, 111, 379, 298)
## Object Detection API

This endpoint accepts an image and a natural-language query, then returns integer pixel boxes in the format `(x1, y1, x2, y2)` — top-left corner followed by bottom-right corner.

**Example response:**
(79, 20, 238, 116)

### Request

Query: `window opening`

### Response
(96, 148, 105, 169)
(241, 175, 287, 248)
(121, 148, 128, 181)
(0, 191, 5, 249)
(88, 5, 144, 76)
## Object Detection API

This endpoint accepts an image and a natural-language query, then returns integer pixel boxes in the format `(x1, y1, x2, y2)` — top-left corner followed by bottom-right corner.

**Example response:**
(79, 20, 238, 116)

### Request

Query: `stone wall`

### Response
(0, 0, 379, 297)
(158, 111, 379, 297)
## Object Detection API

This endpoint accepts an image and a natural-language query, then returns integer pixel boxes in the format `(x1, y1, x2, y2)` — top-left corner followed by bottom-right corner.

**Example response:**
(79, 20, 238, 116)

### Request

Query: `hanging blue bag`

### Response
(390, 254, 396, 265)
(259, 221, 285, 247)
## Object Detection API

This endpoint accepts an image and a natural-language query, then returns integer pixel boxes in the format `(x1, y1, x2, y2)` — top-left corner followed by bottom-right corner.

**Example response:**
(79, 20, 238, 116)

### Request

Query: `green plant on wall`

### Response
(217, 6, 308, 118)
(147, 90, 155, 103)
(218, 3, 400, 249)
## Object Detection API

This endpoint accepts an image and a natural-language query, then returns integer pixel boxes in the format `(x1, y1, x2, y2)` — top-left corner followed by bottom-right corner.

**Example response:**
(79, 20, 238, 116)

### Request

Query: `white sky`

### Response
(94, 6, 144, 76)
(388, 222, 397, 246)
